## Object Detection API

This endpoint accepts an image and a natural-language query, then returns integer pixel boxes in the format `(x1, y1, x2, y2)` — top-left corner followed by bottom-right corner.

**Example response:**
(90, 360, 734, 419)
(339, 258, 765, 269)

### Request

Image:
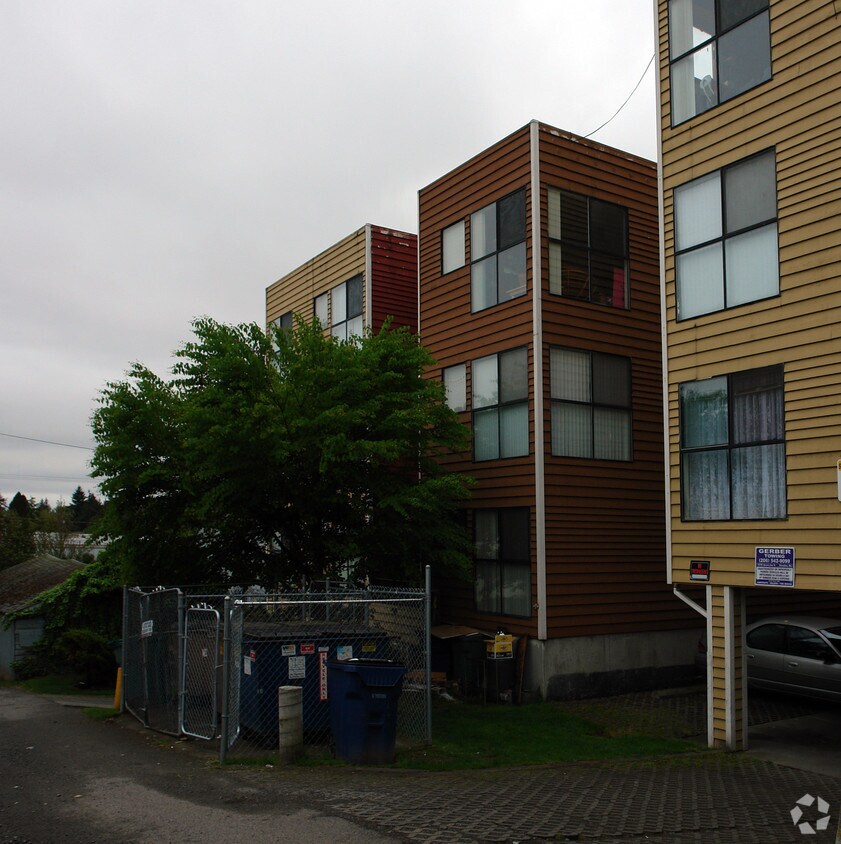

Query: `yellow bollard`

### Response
(113, 666, 123, 710)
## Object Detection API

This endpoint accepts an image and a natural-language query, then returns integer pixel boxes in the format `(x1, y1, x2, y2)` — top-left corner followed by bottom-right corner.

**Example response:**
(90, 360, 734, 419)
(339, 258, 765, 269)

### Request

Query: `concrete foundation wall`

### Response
(526, 628, 701, 700)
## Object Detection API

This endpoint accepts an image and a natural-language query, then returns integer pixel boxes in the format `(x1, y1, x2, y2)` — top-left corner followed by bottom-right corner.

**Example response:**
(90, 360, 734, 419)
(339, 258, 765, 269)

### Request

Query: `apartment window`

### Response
(669, 0, 771, 126)
(471, 189, 527, 312)
(443, 363, 467, 412)
(548, 188, 629, 308)
(675, 150, 778, 320)
(442, 220, 466, 274)
(550, 348, 632, 461)
(331, 274, 363, 341)
(680, 365, 786, 520)
(472, 347, 529, 461)
(272, 312, 293, 332)
(474, 508, 531, 617)
(314, 292, 329, 326)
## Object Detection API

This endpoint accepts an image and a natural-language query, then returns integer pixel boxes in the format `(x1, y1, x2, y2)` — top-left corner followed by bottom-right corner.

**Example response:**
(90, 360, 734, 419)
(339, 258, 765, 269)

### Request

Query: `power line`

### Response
(0, 431, 94, 451)
(583, 53, 656, 140)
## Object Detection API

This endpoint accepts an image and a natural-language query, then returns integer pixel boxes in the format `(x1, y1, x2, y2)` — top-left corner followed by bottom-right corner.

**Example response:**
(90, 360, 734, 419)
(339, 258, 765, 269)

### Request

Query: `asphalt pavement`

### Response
(2, 685, 840, 843)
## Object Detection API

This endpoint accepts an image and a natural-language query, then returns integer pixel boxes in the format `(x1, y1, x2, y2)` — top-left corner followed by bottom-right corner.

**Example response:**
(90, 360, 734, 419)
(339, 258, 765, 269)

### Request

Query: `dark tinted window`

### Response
(746, 623, 786, 652)
(787, 626, 835, 661)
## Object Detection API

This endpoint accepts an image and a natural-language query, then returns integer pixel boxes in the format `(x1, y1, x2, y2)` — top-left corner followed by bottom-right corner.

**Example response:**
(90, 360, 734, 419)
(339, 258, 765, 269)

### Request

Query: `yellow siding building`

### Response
(656, 0, 841, 748)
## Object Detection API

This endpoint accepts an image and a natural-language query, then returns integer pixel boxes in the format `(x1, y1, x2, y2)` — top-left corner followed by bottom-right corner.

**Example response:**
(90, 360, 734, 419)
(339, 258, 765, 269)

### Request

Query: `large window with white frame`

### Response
(471, 189, 527, 312)
(674, 149, 778, 320)
(680, 365, 786, 521)
(474, 508, 531, 617)
(669, 0, 771, 126)
(550, 348, 632, 461)
(472, 347, 529, 461)
(331, 274, 363, 341)
(548, 188, 629, 309)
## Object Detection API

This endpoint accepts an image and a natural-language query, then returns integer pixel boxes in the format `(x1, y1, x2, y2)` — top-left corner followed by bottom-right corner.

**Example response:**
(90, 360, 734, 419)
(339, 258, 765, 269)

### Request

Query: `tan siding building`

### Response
(266, 225, 417, 338)
(421, 122, 698, 699)
(656, 0, 841, 748)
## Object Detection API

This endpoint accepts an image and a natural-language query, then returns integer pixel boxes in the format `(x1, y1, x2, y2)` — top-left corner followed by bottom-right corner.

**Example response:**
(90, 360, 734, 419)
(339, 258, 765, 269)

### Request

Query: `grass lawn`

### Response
(396, 697, 703, 771)
(2, 674, 115, 697)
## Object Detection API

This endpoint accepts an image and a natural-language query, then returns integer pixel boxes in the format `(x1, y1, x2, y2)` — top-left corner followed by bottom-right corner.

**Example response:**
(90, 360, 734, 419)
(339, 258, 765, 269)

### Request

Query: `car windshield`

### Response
(820, 626, 841, 657)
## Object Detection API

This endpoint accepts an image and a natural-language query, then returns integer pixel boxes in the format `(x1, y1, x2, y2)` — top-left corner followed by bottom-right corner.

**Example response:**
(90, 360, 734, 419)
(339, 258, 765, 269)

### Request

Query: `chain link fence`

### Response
(122, 576, 431, 763)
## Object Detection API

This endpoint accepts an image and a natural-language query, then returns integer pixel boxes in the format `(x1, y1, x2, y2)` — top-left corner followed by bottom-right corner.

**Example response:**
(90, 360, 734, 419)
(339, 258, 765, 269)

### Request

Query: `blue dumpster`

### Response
(327, 659, 406, 764)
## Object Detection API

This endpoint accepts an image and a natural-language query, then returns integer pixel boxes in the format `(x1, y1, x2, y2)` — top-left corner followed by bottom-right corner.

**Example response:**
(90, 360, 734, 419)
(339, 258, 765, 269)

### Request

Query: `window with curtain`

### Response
(443, 363, 467, 412)
(548, 188, 629, 309)
(472, 347, 529, 461)
(331, 274, 363, 341)
(442, 220, 466, 274)
(470, 189, 527, 312)
(669, 0, 771, 126)
(680, 365, 786, 520)
(675, 150, 778, 320)
(550, 348, 632, 460)
(474, 508, 531, 616)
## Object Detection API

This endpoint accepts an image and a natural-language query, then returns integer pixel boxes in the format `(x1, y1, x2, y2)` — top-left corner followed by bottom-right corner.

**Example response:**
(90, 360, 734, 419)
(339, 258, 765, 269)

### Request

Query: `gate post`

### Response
(220, 595, 232, 764)
(425, 565, 432, 746)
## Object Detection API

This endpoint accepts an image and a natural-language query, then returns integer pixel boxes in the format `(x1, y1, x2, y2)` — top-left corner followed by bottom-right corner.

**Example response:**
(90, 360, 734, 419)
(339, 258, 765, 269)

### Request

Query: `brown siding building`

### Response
(266, 225, 417, 337)
(420, 121, 697, 699)
(656, 0, 841, 748)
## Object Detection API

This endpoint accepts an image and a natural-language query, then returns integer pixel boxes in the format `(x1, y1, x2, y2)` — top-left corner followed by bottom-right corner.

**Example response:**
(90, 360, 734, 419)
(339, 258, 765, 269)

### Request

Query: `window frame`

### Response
(679, 364, 786, 522)
(314, 292, 329, 327)
(470, 188, 527, 313)
(471, 346, 530, 462)
(442, 219, 466, 275)
(331, 274, 364, 342)
(674, 149, 779, 321)
(443, 363, 467, 413)
(473, 507, 532, 618)
(550, 347, 633, 461)
(668, 0, 771, 126)
(547, 188, 630, 310)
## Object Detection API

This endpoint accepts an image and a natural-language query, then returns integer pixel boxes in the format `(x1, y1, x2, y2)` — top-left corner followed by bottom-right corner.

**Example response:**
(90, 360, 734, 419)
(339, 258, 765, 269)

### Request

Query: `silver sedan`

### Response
(745, 615, 841, 703)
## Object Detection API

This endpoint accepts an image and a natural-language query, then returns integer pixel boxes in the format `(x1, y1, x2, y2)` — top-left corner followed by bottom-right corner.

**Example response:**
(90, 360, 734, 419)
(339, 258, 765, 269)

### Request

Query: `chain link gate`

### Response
(181, 604, 221, 740)
(123, 587, 183, 735)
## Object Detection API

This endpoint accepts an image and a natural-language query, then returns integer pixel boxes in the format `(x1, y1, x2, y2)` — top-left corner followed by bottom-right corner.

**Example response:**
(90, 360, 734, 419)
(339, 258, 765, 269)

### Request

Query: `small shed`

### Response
(0, 555, 84, 678)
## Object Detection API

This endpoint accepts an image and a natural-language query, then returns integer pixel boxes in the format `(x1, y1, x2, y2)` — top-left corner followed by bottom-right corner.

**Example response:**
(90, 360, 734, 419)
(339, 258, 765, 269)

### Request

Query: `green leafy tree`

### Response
(91, 318, 472, 587)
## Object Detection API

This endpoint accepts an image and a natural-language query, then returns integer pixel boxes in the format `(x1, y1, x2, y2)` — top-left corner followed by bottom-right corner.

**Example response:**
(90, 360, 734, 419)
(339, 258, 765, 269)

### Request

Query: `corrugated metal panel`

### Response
(369, 228, 418, 332)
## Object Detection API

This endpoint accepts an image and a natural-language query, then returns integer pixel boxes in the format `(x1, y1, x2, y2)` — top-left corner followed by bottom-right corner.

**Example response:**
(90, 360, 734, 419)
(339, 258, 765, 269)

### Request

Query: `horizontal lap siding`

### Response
(659, 0, 841, 590)
(538, 127, 691, 637)
(266, 229, 366, 326)
(419, 126, 537, 636)
(369, 228, 418, 332)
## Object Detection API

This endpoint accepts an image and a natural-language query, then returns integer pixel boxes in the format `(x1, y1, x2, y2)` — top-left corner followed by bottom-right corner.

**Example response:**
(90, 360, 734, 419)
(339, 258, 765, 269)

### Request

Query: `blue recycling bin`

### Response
(327, 659, 406, 764)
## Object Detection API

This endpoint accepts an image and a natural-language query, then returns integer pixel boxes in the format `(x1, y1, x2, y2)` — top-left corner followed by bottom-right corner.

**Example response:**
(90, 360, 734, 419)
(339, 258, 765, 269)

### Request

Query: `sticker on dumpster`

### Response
(319, 652, 328, 700)
(361, 641, 377, 653)
(336, 645, 353, 661)
(281, 644, 297, 656)
(318, 646, 329, 653)
(141, 620, 154, 638)
(243, 656, 252, 676)
(288, 656, 306, 680)
(249, 649, 256, 661)
(300, 643, 315, 655)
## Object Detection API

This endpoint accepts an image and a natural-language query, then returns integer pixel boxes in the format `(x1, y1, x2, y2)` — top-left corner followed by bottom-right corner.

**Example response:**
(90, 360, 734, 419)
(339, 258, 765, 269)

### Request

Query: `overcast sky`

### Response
(1, 1, 657, 507)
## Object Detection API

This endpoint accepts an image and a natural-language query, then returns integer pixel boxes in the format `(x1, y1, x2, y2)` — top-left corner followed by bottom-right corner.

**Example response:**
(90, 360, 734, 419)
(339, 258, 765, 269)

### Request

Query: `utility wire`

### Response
(583, 53, 656, 139)
(0, 431, 94, 451)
